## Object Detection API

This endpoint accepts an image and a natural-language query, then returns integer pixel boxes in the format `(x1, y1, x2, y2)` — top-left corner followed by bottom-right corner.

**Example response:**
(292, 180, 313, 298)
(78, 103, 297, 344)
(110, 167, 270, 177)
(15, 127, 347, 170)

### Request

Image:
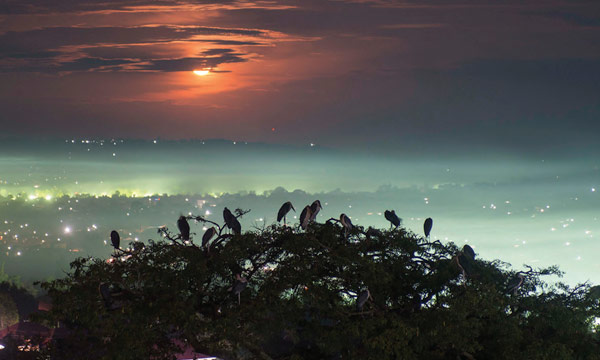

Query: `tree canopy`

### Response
(37, 212, 600, 360)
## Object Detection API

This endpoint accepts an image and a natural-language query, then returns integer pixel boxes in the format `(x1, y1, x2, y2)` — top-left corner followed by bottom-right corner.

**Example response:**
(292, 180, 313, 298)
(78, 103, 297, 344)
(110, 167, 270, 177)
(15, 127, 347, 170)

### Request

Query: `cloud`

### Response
(0, 0, 294, 15)
(0, 25, 269, 72)
(380, 23, 446, 29)
(135, 54, 247, 72)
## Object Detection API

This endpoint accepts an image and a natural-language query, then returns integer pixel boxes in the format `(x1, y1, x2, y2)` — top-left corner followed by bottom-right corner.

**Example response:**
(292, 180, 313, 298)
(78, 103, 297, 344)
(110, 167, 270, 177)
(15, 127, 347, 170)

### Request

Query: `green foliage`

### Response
(37, 219, 600, 360)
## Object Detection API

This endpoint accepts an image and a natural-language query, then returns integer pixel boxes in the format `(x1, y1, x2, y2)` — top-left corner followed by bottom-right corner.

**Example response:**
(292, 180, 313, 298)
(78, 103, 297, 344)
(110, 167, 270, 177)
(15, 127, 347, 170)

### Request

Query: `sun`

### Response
(193, 69, 210, 76)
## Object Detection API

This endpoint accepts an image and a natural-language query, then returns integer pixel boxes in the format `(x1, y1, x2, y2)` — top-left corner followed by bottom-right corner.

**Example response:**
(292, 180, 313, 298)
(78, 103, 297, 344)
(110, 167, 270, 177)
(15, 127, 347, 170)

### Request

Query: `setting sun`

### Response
(193, 69, 210, 76)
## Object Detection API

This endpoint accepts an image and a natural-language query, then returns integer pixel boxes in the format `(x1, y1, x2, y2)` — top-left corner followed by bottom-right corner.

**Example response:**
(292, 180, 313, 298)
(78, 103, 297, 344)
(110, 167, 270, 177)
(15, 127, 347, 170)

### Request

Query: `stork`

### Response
(356, 289, 372, 311)
(309, 200, 322, 222)
(506, 273, 525, 295)
(231, 274, 248, 305)
(202, 227, 218, 249)
(110, 230, 120, 252)
(299, 205, 312, 230)
(223, 207, 241, 235)
(423, 217, 433, 238)
(277, 201, 296, 226)
(177, 216, 190, 241)
(384, 210, 401, 228)
(462, 244, 475, 260)
(340, 213, 353, 234)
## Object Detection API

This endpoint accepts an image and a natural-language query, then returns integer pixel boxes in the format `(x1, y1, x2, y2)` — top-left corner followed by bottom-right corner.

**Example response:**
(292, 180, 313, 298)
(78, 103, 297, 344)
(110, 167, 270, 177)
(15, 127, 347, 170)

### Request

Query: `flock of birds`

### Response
(102, 200, 527, 312)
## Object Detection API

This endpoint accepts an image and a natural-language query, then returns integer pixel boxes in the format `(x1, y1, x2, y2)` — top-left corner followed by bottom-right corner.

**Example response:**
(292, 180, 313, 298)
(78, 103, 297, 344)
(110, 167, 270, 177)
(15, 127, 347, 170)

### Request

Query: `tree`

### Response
(37, 213, 600, 360)
(0, 292, 19, 329)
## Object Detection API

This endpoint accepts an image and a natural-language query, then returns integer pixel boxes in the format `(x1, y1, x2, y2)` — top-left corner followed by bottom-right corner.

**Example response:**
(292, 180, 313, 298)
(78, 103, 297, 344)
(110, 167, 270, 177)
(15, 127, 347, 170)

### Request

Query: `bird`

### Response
(384, 210, 401, 228)
(177, 216, 190, 241)
(309, 200, 322, 222)
(99, 283, 123, 311)
(99, 283, 113, 310)
(424, 218, 433, 238)
(231, 274, 248, 305)
(340, 213, 353, 232)
(202, 227, 217, 248)
(462, 244, 476, 260)
(110, 230, 120, 251)
(456, 252, 475, 278)
(223, 207, 241, 235)
(277, 201, 296, 225)
(300, 205, 312, 230)
(506, 273, 525, 295)
(356, 289, 371, 311)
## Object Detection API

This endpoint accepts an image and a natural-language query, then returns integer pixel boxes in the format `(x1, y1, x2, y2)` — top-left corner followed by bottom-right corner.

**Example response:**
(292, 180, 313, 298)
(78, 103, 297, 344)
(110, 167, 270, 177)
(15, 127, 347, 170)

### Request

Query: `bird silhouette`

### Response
(277, 201, 296, 226)
(456, 248, 476, 278)
(99, 283, 122, 311)
(231, 274, 248, 305)
(462, 244, 475, 260)
(384, 210, 401, 228)
(340, 213, 353, 233)
(202, 227, 218, 248)
(424, 217, 433, 238)
(300, 205, 312, 230)
(506, 273, 525, 295)
(223, 207, 241, 235)
(110, 230, 120, 251)
(356, 289, 371, 311)
(177, 216, 190, 241)
(309, 200, 322, 222)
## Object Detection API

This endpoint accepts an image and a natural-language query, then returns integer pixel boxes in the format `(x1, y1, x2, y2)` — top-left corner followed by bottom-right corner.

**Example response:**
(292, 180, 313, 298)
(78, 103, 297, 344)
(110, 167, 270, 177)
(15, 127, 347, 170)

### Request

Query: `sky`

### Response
(0, 1, 599, 286)
(1, 0, 599, 151)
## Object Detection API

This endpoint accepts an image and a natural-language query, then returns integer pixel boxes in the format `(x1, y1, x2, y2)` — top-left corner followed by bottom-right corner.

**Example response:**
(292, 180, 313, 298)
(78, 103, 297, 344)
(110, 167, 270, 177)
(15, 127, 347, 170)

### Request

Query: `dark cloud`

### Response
(137, 54, 246, 72)
(0, 26, 264, 54)
(0, 0, 236, 14)
(0, 25, 264, 72)
(55, 57, 136, 72)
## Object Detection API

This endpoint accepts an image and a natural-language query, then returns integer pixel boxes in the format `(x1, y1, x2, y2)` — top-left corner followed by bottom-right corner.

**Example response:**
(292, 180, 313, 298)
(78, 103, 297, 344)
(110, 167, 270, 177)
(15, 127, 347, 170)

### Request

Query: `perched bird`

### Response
(340, 213, 353, 232)
(356, 289, 371, 311)
(202, 227, 218, 248)
(300, 205, 312, 230)
(99, 283, 113, 309)
(231, 274, 248, 305)
(110, 230, 120, 250)
(384, 210, 401, 228)
(462, 244, 476, 260)
(506, 273, 525, 295)
(424, 218, 433, 238)
(456, 253, 475, 278)
(309, 200, 322, 222)
(277, 201, 296, 225)
(177, 216, 190, 241)
(99, 283, 122, 311)
(223, 207, 241, 235)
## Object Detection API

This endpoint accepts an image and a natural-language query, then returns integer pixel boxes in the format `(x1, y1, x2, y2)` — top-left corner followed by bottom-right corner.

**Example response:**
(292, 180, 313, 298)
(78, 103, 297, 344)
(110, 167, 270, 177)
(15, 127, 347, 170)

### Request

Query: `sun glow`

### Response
(193, 70, 210, 76)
